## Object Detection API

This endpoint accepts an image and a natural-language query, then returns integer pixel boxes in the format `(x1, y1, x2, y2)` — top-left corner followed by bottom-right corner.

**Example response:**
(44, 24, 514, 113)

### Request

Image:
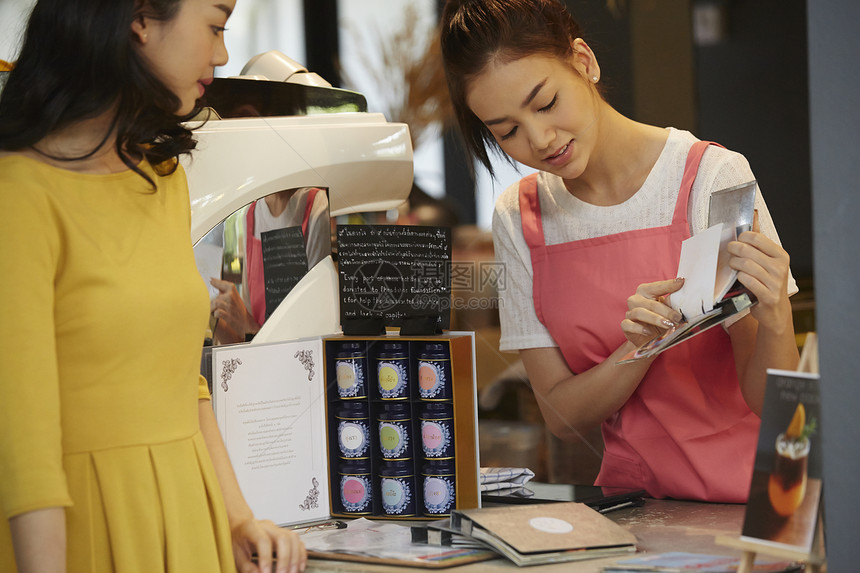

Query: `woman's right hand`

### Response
(621, 278, 686, 348)
(230, 517, 307, 573)
(210, 278, 260, 343)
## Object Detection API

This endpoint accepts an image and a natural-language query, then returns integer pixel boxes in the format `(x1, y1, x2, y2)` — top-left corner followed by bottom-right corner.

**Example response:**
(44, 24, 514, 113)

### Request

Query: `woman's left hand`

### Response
(231, 517, 307, 573)
(727, 226, 792, 333)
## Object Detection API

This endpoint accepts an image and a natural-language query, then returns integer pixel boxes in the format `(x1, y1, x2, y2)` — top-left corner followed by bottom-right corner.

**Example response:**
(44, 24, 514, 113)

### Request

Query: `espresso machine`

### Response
(183, 51, 413, 344)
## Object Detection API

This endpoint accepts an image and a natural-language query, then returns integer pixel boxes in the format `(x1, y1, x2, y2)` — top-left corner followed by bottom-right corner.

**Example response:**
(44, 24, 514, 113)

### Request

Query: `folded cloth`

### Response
(479, 467, 535, 492)
(481, 485, 535, 497)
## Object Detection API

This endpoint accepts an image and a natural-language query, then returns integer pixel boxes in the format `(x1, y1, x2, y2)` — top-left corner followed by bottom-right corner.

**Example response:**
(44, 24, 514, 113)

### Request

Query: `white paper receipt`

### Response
(671, 223, 722, 320)
(528, 516, 574, 534)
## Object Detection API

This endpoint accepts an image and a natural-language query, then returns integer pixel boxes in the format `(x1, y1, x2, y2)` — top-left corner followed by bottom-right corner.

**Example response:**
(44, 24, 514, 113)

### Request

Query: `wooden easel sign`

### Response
(717, 369, 824, 572)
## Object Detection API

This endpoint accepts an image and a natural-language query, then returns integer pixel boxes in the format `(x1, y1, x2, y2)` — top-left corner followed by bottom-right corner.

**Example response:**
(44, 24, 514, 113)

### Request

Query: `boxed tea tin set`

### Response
(210, 332, 480, 526)
(325, 334, 479, 519)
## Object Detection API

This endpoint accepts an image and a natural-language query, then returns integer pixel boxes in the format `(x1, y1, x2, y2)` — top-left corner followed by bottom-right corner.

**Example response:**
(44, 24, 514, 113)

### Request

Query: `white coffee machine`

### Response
(183, 51, 413, 344)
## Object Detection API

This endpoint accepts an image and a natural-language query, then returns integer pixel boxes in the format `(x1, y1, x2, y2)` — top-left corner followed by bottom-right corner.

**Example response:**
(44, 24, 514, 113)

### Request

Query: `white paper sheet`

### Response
(670, 223, 723, 320)
(212, 338, 330, 525)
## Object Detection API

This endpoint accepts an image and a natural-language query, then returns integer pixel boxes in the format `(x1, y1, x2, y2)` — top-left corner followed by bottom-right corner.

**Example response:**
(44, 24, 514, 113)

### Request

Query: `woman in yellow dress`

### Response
(0, 1, 306, 572)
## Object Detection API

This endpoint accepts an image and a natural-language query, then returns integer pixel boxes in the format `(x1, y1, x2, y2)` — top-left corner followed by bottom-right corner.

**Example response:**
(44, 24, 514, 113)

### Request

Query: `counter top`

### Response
(303, 498, 752, 572)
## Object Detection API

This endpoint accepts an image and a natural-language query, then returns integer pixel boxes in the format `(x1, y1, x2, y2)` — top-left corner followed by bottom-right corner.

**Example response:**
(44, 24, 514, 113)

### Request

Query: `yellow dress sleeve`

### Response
(198, 375, 212, 401)
(0, 165, 73, 518)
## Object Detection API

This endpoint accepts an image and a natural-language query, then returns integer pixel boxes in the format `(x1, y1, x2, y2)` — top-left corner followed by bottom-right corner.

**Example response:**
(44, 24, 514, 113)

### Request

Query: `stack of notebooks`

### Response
(432, 501, 637, 566)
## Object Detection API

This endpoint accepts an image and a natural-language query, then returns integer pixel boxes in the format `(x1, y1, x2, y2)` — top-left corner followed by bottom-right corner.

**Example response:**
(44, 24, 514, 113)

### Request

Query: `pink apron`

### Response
(519, 141, 759, 502)
(245, 187, 320, 325)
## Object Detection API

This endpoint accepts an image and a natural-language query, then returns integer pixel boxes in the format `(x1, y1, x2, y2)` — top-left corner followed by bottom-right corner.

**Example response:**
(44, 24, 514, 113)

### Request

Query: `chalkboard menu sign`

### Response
(336, 225, 452, 330)
(261, 226, 309, 320)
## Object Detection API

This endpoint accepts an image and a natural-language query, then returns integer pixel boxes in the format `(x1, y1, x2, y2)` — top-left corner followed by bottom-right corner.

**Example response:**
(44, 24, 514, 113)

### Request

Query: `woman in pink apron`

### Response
(244, 187, 323, 326)
(210, 187, 324, 343)
(441, 0, 800, 501)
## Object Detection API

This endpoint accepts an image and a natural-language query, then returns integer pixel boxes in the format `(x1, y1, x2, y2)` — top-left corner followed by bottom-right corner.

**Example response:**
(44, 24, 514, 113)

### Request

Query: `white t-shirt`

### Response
(492, 128, 797, 352)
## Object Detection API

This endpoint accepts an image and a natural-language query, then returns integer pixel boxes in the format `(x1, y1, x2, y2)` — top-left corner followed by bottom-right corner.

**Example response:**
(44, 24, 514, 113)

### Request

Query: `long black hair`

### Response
(0, 0, 199, 184)
(440, 0, 584, 177)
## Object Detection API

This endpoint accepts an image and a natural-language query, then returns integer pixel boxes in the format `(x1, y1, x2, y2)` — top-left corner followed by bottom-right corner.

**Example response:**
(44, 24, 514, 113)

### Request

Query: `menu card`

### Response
(740, 369, 822, 553)
(336, 225, 452, 330)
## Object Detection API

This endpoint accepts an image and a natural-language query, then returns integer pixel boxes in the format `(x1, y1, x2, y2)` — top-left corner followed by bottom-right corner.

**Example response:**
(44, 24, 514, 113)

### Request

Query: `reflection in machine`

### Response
(187, 51, 413, 346)
(196, 187, 332, 345)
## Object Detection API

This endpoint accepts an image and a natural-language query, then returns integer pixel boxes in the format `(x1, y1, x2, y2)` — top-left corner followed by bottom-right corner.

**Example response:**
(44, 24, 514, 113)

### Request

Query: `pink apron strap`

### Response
(520, 139, 723, 242)
(674, 140, 724, 225)
(245, 199, 257, 236)
(244, 201, 266, 326)
(301, 187, 320, 240)
(517, 173, 545, 249)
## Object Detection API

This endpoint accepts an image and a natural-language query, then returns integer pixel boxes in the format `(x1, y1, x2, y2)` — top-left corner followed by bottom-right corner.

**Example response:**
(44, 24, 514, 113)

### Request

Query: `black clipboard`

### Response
(481, 485, 647, 514)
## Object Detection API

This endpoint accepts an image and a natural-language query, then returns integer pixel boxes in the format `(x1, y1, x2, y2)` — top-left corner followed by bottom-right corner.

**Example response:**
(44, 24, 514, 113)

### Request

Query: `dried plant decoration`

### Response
(605, 0, 628, 19)
(339, 3, 454, 152)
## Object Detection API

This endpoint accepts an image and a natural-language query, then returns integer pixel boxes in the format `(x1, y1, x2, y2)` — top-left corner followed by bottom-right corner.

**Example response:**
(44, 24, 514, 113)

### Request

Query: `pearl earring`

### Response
(591, 75, 598, 82)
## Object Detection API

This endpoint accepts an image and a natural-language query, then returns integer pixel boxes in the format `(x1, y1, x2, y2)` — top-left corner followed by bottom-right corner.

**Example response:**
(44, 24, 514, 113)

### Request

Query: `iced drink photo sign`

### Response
(740, 370, 822, 554)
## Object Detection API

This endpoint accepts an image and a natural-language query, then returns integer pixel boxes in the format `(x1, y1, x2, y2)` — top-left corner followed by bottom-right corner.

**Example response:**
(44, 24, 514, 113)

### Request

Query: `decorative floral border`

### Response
(294, 349, 315, 381)
(220, 358, 243, 392)
(298, 477, 320, 511)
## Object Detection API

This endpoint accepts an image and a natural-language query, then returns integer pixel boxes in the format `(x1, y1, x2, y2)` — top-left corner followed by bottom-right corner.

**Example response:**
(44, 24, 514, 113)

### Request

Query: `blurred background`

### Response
(0, 0, 816, 484)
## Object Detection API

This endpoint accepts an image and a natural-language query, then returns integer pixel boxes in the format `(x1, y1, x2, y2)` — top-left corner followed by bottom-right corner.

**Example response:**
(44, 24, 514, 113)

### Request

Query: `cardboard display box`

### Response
(210, 332, 480, 526)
